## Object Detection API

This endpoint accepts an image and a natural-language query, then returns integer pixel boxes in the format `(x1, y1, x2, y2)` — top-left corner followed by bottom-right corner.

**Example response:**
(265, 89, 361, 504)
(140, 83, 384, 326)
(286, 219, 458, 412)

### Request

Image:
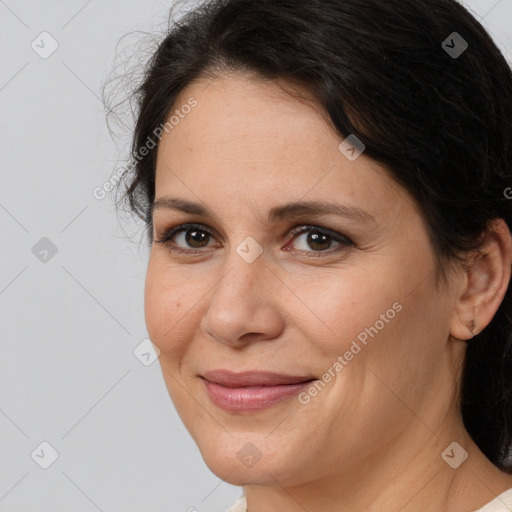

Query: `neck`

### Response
(243, 412, 512, 512)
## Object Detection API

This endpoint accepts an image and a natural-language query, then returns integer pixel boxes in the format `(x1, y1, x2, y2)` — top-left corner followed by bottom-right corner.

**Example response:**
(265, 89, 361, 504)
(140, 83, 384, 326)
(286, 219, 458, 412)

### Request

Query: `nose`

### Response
(200, 251, 284, 348)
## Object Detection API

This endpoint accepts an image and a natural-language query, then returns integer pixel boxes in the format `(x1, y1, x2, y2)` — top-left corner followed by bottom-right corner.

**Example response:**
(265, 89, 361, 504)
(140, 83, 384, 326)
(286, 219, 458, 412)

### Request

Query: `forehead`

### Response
(154, 72, 408, 223)
(159, 73, 335, 159)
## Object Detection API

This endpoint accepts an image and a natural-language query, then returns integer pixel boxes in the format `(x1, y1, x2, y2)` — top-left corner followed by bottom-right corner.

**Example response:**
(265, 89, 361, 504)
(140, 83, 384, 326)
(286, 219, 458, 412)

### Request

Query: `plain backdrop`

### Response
(0, 1, 511, 511)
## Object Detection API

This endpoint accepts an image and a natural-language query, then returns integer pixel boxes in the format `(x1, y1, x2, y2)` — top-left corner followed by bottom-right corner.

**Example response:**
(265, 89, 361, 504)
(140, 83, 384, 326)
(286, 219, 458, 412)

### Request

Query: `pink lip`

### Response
(202, 370, 316, 413)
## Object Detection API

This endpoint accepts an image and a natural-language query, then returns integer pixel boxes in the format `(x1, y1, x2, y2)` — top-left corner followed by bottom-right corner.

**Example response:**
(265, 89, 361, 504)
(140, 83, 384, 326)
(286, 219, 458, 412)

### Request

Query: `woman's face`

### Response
(145, 72, 464, 486)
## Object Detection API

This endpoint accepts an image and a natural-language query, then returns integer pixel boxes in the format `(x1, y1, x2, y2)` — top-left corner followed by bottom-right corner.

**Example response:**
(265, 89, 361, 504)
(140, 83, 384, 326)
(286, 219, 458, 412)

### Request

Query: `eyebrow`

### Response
(150, 196, 377, 224)
(151, 197, 377, 225)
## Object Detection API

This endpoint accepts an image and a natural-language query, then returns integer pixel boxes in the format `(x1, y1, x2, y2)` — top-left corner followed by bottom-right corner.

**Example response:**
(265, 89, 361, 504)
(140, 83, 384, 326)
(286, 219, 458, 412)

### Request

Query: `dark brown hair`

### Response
(105, 0, 512, 471)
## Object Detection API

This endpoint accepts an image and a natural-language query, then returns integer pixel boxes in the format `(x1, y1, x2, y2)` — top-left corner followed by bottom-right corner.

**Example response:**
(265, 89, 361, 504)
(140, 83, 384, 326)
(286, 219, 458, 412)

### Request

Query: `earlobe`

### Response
(468, 319, 476, 338)
(450, 218, 512, 341)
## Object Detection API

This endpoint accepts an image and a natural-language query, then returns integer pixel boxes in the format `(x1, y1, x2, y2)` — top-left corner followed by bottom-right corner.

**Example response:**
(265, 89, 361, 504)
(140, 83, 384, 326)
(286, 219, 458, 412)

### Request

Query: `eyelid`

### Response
(288, 224, 352, 243)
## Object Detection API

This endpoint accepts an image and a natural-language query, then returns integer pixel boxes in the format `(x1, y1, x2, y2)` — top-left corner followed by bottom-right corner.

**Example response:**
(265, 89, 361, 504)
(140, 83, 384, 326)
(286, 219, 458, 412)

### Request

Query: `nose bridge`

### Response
(236, 232, 266, 272)
(201, 241, 277, 344)
(215, 240, 267, 303)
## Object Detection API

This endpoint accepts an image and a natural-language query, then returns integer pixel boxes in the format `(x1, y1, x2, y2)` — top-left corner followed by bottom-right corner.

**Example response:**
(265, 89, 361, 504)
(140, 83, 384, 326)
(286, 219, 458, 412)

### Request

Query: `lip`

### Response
(201, 370, 316, 413)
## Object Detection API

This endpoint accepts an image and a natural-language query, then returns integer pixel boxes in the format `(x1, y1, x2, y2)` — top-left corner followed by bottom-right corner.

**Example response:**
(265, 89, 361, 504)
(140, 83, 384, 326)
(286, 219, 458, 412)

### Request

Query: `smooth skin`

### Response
(144, 71, 512, 512)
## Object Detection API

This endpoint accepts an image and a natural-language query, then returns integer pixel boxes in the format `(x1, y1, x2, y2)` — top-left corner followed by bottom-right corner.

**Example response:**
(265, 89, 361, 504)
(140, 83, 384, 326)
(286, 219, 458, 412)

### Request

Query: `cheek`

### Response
(304, 254, 443, 388)
(298, 267, 403, 359)
(144, 258, 199, 358)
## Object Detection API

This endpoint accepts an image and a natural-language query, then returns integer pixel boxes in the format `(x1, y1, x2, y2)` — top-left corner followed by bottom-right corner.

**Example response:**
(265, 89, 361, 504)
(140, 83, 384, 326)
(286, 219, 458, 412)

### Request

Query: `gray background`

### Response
(0, 1, 511, 511)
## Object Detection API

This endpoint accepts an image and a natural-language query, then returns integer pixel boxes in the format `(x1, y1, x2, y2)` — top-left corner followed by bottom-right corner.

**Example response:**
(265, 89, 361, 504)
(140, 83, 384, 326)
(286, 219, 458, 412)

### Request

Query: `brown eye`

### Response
(154, 223, 217, 253)
(181, 228, 210, 248)
(288, 226, 353, 255)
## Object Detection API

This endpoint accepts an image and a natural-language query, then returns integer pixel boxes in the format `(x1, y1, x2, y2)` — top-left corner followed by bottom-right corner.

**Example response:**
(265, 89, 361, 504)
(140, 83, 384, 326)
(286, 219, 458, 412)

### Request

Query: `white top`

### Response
(227, 488, 512, 512)
(475, 489, 512, 512)
(227, 495, 247, 512)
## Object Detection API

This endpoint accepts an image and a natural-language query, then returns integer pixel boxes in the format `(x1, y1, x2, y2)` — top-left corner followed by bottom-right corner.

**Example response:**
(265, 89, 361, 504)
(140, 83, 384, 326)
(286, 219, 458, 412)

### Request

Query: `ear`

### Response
(450, 218, 512, 341)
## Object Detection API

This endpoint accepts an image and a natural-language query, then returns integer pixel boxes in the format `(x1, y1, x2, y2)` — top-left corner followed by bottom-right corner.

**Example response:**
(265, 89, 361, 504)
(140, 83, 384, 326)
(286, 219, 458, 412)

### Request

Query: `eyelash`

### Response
(154, 222, 353, 258)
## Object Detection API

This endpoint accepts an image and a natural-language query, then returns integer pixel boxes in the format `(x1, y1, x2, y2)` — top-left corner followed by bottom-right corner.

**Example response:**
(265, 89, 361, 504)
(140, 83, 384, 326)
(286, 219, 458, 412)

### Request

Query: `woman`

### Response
(109, 0, 512, 510)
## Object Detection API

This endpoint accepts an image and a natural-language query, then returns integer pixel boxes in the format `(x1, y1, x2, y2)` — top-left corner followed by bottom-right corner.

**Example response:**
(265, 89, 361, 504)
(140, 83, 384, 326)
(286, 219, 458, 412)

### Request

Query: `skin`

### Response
(144, 71, 512, 512)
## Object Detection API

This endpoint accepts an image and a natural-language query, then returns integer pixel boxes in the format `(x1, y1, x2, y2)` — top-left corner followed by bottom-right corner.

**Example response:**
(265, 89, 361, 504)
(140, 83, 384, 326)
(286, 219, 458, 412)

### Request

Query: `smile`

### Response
(201, 370, 317, 413)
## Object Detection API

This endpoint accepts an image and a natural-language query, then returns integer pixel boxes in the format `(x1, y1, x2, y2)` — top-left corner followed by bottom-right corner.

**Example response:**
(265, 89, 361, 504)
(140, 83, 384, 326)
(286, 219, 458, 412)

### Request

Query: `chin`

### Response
(203, 455, 284, 486)
(195, 435, 293, 486)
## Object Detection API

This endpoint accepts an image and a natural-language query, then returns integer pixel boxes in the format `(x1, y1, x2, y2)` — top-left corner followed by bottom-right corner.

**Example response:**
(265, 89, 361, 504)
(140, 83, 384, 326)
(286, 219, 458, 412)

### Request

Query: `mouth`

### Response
(201, 370, 317, 413)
